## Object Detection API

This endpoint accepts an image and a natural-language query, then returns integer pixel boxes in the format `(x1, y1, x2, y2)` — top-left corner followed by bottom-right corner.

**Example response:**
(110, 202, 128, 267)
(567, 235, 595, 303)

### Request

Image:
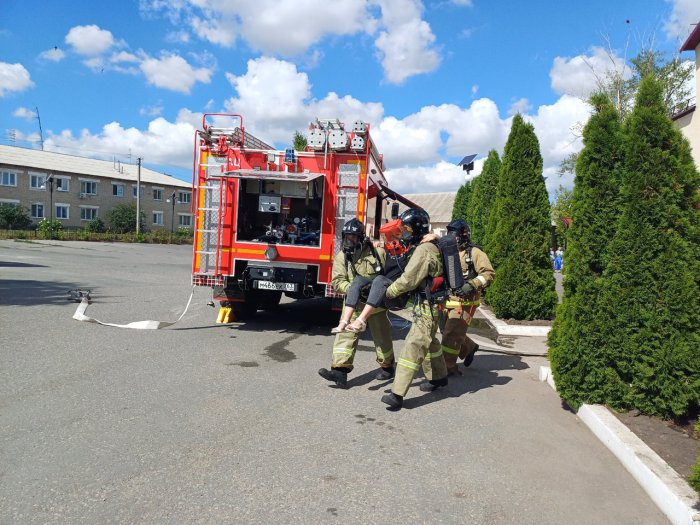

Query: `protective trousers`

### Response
(331, 308, 394, 371)
(441, 304, 478, 374)
(392, 302, 447, 397)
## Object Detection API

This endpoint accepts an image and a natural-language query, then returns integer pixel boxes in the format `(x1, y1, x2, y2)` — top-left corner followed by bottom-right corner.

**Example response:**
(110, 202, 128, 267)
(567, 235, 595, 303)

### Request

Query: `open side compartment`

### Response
(235, 176, 325, 246)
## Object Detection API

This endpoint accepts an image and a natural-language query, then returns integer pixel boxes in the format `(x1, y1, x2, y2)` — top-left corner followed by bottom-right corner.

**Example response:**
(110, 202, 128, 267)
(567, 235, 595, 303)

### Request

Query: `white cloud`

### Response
(0, 62, 34, 96)
(373, 0, 441, 84)
(664, 0, 700, 41)
(550, 46, 630, 99)
(508, 97, 532, 116)
(65, 25, 115, 56)
(223, 57, 385, 144)
(140, 0, 439, 83)
(38, 47, 65, 62)
(140, 53, 213, 94)
(45, 111, 200, 170)
(13, 107, 36, 121)
(142, 0, 369, 54)
(385, 161, 469, 194)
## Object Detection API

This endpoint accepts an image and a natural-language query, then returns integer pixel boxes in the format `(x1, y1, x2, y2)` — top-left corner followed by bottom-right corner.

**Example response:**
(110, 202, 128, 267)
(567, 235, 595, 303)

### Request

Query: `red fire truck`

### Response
(190, 114, 414, 319)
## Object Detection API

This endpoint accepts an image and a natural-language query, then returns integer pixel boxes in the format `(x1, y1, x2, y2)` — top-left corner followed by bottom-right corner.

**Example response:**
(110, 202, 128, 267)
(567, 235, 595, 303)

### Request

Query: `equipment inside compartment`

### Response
(235, 178, 324, 246)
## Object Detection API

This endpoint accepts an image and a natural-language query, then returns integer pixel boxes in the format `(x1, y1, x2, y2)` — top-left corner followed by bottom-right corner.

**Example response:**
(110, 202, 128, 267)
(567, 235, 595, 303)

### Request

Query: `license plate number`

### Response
(255, 280, 296, 292)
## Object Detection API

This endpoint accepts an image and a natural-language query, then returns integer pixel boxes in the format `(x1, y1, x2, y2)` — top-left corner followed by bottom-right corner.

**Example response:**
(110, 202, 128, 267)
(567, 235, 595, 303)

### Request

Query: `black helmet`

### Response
(399, 208, 430, 242)
(446, 218, 471, 245)
(341, 218, 366, 253)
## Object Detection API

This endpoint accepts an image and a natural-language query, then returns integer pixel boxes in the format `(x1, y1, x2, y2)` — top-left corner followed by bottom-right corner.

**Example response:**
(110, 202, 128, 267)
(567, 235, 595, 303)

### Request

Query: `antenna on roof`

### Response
(35, 107, 44, 151)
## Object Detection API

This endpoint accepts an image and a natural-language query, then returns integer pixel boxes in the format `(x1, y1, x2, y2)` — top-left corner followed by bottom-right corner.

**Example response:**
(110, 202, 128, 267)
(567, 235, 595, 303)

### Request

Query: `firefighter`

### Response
(381, 208, 448, 410)
(318, 218, 395, 388)
(440, 219, 495, 375)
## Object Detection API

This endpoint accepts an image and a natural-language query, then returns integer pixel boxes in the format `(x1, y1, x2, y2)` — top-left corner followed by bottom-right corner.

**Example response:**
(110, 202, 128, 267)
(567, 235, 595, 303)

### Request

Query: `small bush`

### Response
(0, 204, 32, 229)
(85, 217, 106, 233)
(37, 218, 63, 239)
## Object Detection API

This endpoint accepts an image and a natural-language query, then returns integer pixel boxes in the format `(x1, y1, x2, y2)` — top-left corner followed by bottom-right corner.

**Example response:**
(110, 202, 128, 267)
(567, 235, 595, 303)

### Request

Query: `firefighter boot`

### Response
(463, 344, 480, 368)
(318, 368, 348, 389)
(375, 366, 395, 381)
(381, 392, 403, 410)
(419, 376, 449, 392)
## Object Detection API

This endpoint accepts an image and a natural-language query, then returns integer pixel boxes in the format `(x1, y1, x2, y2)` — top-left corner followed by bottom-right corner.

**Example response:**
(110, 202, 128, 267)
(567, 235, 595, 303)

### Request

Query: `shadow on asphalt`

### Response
(400, 353, 529, 410)
(0, 279, 88, 307)
(0, 261, 48, 268)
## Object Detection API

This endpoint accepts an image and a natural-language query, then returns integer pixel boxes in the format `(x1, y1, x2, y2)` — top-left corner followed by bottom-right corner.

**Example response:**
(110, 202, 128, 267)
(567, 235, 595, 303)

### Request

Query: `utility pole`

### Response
(136, 157, 142, 234)
(35, 107, 44, 151)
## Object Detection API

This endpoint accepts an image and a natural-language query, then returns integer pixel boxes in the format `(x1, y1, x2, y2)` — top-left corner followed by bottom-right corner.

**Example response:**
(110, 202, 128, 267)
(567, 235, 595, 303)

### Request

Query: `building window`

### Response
(153, 211, 164, 226)
(56, 177, 70, 192)
(0, 199, 20, 206)
(0, 171, 17, 186)
(31, 203, 45, 219)
(80, 206, 98, 220)
(112, 183, 125, 197)
(55, 204, 69, 220)
(132, 185, 145, 198)
(153, 188, 163, 201)
(178, 191, 191, 204)
(178, 214, 192, 227)
(30, 173, 47, 190)
(80, 180, 97, 195)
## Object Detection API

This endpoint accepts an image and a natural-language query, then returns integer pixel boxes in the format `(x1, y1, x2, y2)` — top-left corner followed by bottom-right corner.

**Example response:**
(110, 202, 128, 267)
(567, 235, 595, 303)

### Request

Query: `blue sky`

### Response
(1, 0, 698, 195)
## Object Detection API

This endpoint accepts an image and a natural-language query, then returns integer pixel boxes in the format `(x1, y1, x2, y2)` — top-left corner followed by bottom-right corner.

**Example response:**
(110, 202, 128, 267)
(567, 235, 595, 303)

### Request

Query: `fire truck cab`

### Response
(191, 114, 408, 319)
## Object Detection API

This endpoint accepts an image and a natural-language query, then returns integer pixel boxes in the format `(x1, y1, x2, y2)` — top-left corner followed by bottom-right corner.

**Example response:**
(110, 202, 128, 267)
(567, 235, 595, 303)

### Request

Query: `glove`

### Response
(457, 281, 474, 297)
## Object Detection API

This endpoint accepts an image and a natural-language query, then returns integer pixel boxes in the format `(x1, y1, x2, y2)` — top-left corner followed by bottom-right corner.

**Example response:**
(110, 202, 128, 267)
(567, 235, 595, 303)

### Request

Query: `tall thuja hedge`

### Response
(487, 114, 557, 319)
(548, 94, 625, 408)
(595, 75, 700, 418)
(451, 180, 472, 221)
(466, 149, 500, 246)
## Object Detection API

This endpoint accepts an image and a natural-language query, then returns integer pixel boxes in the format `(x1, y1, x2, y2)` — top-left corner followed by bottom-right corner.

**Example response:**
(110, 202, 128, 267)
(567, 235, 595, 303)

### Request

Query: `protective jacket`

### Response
(385, 240, 447, 397)
(329, 243, 393, 371)
(331, 244, 386, 295)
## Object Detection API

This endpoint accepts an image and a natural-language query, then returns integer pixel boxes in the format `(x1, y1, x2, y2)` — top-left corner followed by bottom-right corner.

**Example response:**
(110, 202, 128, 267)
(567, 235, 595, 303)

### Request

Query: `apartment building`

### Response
(673, 22, 699, 168)
(0, 145, 193, 231)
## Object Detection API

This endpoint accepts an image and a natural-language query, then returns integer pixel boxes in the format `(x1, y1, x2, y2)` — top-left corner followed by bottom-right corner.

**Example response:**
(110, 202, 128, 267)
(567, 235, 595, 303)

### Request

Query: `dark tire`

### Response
(232, 292, 260, 320)
(259, 291, 282, 311)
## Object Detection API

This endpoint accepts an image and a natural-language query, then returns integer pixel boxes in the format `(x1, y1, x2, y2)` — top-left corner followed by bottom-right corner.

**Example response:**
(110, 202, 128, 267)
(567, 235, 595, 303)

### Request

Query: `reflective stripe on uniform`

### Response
(397, 357, 419, 371)
(441, 344, 459, 355)
(376, 349, 394, 359)
(476, 275, 488, 288)
(333, 348, 353, 355)
(446, 299, 480, 309)
(428, 348, 443, 359)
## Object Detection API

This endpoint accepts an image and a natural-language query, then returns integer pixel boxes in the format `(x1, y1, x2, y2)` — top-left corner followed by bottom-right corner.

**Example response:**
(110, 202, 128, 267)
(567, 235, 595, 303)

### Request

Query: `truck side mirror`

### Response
(390, 202, 400, 219)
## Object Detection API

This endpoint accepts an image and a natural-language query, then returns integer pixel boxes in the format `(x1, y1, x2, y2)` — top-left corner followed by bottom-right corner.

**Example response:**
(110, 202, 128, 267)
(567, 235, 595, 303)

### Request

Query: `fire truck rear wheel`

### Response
(259, 291, 282, 311)
(231, 293, 260, 319)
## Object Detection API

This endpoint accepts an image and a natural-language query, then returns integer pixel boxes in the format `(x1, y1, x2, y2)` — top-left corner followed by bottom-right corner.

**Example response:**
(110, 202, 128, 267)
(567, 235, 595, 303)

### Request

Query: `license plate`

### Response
(255, 280, 296, 292)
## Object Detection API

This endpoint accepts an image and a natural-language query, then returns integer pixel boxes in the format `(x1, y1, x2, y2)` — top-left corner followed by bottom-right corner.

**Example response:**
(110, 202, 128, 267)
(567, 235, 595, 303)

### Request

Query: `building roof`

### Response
(399, 192, 456, 224)
(680, 23, 700, 51)
(0, 145, 191, 188)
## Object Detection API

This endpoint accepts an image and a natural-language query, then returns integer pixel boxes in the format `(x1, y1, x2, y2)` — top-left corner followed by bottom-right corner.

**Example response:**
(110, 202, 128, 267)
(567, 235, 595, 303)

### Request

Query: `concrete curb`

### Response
(478, 306, 551, 336)
(539, 366, 700, 525)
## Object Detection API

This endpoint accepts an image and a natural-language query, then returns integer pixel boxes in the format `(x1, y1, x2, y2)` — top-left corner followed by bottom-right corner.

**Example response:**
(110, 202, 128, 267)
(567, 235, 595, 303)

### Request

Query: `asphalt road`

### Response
(0, 240, 669, 524)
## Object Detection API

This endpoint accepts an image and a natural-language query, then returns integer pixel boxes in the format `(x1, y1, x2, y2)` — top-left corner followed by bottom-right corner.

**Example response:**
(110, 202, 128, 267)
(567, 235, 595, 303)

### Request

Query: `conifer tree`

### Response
(451, 180, 472, 221)
(594, 75, 700, 418)
(487, 114, 557, 319)
(466, 149, 500, 246)
(548, 93, 625, 408)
